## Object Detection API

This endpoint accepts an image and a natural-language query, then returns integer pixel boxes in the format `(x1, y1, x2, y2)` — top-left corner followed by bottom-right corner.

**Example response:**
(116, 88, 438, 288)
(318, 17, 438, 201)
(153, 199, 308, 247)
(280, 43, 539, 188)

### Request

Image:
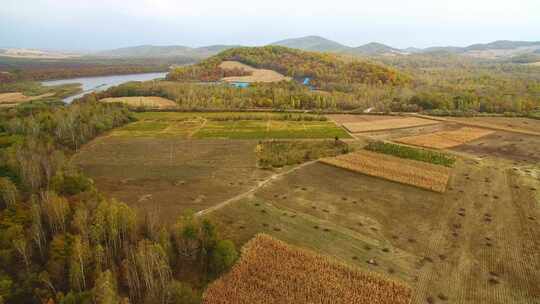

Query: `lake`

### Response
(42, 72, 167, 103)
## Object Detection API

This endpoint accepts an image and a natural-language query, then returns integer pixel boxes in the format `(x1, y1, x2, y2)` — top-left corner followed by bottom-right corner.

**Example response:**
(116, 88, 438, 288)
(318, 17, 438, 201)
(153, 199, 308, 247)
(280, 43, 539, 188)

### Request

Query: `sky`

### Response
(1, 0, 539, 51)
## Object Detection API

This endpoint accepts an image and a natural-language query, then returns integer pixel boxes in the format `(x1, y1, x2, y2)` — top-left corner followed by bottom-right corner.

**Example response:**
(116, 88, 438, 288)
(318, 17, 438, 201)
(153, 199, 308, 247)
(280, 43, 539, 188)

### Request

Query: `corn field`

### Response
(320, 150, 450, 192)
(203, 234, 412, 304)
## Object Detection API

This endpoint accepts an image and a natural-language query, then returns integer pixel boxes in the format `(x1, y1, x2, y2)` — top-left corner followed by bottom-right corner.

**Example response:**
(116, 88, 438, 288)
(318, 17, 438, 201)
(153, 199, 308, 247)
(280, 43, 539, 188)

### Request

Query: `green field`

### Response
(113, 112, 350, 139)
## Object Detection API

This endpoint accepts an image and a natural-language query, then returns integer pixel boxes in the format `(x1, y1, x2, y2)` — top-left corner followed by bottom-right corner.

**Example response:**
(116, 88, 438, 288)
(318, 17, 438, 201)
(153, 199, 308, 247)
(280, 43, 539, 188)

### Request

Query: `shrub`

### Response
(365, 141, 455, 167)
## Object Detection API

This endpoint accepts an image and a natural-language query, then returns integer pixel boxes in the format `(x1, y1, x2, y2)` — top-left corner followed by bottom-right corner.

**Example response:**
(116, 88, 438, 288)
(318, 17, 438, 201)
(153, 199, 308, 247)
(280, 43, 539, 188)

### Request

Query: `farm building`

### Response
(230, 81, 250, 88)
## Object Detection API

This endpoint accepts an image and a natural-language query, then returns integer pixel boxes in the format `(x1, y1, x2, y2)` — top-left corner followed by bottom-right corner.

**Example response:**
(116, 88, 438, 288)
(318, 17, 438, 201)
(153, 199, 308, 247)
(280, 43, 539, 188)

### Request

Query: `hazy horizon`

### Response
(1, 0, 539, 51)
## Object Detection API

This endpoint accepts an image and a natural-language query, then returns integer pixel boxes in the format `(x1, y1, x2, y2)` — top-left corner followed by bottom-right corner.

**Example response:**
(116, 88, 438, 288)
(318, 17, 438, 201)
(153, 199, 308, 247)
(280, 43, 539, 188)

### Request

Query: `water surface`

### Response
(42, 72, 167, 103)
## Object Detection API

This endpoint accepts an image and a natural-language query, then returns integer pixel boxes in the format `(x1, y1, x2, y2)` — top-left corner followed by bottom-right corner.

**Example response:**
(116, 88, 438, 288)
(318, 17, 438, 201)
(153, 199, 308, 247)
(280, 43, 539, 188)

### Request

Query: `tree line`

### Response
(0, 102, 238, 303)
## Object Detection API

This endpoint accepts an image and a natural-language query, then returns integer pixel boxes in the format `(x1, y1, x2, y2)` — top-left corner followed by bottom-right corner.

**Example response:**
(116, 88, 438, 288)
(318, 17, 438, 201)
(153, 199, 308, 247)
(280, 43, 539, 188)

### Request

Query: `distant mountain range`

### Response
(3, 36, 540, 61)
(92, 44, 239, 59)
(270, 36, 540, 57)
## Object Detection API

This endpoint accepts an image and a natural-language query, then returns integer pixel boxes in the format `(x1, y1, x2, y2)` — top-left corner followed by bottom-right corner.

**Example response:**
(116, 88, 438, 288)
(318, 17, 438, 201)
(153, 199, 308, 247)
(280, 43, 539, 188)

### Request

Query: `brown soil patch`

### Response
(397, 127, 494, 149)
(320, 150, 451, 192)
(450, 117, 540, 135)
(453, 131, 540, 164)
(220, 61, 291, 83)
(203, 234, 412, 304)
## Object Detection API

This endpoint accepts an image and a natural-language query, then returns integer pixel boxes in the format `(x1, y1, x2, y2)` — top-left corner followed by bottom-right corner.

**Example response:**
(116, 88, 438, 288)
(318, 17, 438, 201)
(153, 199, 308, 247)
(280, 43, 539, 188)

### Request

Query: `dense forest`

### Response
(167, 46, 410, 90)
(0, 102, 238, 303)
(82, 71, 540, 115)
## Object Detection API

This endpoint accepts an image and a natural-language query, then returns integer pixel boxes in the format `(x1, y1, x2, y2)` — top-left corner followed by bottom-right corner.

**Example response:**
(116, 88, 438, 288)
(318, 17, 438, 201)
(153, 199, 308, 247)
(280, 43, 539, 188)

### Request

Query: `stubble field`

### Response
(74, 112, 540, 303)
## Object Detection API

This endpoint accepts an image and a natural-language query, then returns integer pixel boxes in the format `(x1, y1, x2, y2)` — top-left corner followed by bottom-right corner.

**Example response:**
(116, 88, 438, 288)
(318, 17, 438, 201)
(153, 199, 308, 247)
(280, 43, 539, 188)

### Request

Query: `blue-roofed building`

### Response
(303, 77, 311, 85)
(230, 82, 250, 88)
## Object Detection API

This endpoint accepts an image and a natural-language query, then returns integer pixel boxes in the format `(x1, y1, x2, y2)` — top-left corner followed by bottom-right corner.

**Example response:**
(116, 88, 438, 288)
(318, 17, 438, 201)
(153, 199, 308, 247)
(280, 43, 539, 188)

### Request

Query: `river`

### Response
(41, 72, 167, 103)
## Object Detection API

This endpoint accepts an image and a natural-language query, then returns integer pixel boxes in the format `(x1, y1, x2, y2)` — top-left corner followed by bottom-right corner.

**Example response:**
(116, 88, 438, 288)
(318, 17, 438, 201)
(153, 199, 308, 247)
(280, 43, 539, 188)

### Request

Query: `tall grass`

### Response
(365, 141, 455, 167)
(256, 140, 349, 168)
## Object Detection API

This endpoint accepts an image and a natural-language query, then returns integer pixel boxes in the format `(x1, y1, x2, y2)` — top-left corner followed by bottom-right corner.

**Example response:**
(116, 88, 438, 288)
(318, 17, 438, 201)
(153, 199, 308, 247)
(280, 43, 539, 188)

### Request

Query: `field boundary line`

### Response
(188, 118, 207, 138)
(326, 116, 359, 139)
(195, 160, 318, 217)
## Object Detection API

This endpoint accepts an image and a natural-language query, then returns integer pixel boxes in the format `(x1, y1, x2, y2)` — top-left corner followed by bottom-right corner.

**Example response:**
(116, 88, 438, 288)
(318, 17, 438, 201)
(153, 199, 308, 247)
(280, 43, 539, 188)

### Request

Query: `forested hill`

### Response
(167, 46, 410, 90)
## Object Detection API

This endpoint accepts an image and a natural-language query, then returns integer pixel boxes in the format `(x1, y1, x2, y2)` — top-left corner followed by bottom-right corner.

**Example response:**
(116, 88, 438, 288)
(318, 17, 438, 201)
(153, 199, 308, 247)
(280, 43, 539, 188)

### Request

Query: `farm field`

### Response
(100, 96, 178, 109)
(0, 92, 55, 107)
(320, 150, 451, 192)
(326, 114, 404, 124)
(72, 112, 540, 304)
(203, 234, 412, 304)
(206, 158, 540, 304)
(418, 115, 540, 136)
(342, 117, 439, 133)
(452, 131, 540, 164)
(72, 137, 274, 223)
(447, 116, 540, 134)
(396, 127, 494, 149)
(110, 112, 350, 139)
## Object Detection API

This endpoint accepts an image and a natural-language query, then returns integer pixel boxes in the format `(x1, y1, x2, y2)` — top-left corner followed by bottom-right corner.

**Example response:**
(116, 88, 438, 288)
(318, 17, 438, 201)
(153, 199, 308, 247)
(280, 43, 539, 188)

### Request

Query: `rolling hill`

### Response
(348, 42, 403, 55)
(270, 36, 349, 52)
(167, 46, 410, 88)
(92, 44, 239, 59)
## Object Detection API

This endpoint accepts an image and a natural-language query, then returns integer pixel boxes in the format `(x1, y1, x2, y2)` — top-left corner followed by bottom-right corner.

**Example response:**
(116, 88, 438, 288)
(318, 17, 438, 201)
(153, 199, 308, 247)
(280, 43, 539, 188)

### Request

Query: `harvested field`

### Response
(416, 115, 540, 136)
(453, 131, 540, 164)
(203, 234, 412, 304)
(0, 92, 55, 106)
(73, 137, 273, 223)
(220, 61, 291, 83)
(396, 127, 495, 149)
(450, 116, 540, 136)
(343, 117, 438, 133)
(208, 157, 540, 304)
(320, 150, 451, 192)
(100, 96, 177, 109)
(327, 114, 403, 124)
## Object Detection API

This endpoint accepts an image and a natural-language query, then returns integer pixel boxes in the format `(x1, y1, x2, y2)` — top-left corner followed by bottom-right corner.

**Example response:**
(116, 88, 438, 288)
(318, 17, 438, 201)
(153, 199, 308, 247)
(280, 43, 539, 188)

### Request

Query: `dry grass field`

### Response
(72, 137, 273, 223)
(75, 112, 540, 304)
(396, 127, 495, 149)
(100, 96, 178, 109)
(450, 116, 540, 135)
(342, 117, 438, 133)
(207, 157, 540, 304)
(416, 115, 540, 136)
(453, 131, 540, 164)
(327, 114, 403, 124)
(203, 234, 412, 304)
(219, 61, 291, 83)
(0, 92, 55, 106)
(321, 150, 451, 192)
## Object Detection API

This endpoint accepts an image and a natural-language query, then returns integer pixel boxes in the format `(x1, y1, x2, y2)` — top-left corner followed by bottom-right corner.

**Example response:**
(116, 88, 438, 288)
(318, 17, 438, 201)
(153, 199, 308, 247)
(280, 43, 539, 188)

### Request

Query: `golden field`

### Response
(203, 234, 412, 304)
(320, 150, 451, 192)
(396, 127, 494, 149)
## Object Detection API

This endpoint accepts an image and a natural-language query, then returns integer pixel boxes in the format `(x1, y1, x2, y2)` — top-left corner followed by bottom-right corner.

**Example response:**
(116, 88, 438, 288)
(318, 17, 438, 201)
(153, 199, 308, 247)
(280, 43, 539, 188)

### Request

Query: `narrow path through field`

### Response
(195, 160, 318, 217)
(188, 118, 207, 138)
